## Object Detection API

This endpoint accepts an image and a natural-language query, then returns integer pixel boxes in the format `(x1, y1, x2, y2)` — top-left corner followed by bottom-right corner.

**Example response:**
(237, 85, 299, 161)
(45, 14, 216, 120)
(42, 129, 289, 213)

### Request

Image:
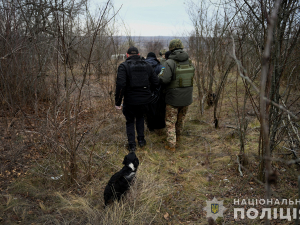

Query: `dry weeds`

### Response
(0, 72, 299, 224)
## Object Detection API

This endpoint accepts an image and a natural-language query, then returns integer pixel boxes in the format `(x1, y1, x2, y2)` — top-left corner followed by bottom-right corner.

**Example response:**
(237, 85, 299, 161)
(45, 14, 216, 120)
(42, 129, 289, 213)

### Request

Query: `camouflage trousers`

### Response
(165, 104, 188, 148)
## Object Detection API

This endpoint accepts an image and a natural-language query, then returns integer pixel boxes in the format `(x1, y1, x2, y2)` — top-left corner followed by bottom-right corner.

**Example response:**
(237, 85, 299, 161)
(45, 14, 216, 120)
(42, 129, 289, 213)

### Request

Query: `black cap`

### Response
(146, 52, 156, 58)
(165, 51, 171, 60)
(127, 46, 139, 54)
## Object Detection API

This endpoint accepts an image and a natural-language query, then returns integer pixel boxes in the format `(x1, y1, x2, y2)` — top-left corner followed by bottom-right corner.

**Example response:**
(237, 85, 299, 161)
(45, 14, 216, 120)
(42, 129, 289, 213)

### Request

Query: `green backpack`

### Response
(167, 59, 195, 89)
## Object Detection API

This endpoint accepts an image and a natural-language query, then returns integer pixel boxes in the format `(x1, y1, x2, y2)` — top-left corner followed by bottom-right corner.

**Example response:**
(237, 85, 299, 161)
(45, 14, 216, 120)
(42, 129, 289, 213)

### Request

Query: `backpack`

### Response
(124, 59, 150, 88)
(166, 59, 195, 89)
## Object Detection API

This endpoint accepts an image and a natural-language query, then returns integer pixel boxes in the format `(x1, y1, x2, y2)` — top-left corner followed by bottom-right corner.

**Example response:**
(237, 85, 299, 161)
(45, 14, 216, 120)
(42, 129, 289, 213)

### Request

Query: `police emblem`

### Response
(204, 197, 226, 221)
(211, 203, 219, 214)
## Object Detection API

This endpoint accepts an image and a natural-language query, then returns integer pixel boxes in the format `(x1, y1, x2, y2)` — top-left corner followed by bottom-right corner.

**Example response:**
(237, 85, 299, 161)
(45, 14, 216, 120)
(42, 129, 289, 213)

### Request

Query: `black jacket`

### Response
(145, 57, 164, 75)
(115, 55, 159, 106)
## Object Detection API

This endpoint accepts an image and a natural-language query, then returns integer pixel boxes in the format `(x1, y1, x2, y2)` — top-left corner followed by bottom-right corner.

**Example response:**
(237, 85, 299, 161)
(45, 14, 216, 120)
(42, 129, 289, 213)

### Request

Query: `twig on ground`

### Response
(236, 155, 243, 177)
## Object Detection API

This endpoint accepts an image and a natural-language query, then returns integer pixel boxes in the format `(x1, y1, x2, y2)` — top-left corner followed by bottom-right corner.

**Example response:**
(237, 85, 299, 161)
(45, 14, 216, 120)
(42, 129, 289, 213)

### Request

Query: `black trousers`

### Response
(123, 104, 148, 146)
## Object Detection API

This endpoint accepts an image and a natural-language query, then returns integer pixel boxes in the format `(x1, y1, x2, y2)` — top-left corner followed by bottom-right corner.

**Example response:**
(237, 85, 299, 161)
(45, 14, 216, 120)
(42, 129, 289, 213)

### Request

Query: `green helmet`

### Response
(169, 39, 184, 51)
(159, 49, 167, 56)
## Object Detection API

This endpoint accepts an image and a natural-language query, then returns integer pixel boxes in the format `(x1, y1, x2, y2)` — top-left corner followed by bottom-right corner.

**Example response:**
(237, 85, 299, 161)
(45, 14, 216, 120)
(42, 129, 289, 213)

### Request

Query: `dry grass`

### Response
(1, 72, 299, 224)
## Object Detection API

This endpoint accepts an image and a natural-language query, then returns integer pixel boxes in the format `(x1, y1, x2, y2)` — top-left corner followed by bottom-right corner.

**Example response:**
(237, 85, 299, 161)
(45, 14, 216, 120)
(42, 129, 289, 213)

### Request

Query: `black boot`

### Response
(127, 143, 136, 152)
(137, 137, 146, 148)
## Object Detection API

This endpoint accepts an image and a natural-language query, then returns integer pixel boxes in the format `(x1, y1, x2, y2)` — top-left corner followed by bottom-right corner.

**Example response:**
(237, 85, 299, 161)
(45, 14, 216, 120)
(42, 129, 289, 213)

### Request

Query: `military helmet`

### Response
(159, 49, 167, 56)
(169, 39, 184, 51)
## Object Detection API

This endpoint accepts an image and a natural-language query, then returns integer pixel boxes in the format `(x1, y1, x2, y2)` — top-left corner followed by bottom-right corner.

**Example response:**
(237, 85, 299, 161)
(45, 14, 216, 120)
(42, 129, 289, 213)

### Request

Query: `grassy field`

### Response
(0, 74, 299, 224)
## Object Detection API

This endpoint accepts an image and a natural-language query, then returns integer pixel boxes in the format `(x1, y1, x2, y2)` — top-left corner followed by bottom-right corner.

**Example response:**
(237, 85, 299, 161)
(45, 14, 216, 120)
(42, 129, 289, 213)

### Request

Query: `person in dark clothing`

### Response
(145, 52, 163, 75)
(144, 52, 166, 132)
(115, 47, 159, 152)
(165, 51, 171, 60)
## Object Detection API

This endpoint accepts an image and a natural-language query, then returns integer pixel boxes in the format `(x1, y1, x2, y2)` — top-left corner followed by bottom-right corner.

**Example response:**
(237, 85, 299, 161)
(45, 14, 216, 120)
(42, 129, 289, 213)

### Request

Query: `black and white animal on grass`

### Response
(104, 152, 139, 206)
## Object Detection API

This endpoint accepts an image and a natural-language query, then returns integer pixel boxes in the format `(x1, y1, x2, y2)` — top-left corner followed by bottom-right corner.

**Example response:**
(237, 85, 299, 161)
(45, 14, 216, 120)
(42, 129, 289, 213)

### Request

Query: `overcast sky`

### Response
(91, 0, 195, 36)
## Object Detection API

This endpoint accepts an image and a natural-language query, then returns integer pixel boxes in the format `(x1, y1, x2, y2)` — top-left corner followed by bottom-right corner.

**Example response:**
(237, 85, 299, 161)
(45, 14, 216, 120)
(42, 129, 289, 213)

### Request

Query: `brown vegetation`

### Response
(0, 0, 299, 224)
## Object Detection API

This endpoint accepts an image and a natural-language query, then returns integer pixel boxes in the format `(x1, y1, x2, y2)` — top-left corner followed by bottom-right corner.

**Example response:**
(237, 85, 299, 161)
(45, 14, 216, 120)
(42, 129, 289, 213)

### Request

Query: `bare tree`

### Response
(187, 0, 233, 122)
(0, 0, 123, 186)
(187, 3, 300, 224)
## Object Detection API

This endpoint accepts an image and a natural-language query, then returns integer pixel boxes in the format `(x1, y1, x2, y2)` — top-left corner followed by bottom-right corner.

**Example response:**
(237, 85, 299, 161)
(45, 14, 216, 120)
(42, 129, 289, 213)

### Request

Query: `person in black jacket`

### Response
(145, 52, 163, 75)
(144, 52, 166, 132)
(115, 47, 159, 152)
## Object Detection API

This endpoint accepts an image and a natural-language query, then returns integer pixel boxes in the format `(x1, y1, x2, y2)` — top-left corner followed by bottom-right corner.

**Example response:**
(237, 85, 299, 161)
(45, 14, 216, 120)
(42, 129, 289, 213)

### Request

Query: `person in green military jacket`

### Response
(158, 39, 194, 151)
(158, 49, 167, 65)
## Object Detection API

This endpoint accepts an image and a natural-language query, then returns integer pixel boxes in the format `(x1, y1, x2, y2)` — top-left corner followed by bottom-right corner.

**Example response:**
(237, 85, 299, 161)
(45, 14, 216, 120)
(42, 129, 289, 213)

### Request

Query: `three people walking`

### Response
(115, 39, 194, 152)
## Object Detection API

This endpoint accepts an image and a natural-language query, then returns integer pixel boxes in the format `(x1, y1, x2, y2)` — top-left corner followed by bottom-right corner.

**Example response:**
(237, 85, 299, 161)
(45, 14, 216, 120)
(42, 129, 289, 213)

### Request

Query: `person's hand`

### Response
(115, 105, 122, 110)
